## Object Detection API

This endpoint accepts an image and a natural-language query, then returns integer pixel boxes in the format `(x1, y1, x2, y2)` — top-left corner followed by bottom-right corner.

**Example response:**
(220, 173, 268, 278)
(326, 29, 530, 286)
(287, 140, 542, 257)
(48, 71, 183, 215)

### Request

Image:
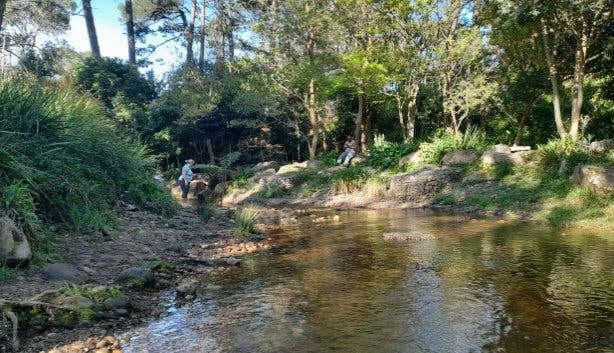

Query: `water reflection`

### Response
(122, 209, 614, 353)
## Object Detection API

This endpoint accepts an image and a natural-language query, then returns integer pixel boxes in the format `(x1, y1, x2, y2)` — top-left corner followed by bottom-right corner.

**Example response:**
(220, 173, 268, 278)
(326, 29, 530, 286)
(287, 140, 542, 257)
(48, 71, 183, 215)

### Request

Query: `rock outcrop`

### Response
(251, 161, 279, 173)
(389, 165, 463, 201)
(442, 150, 478, 166)
(589, 139, 614, 154)
(570, 164, 614, 192)
(0, 217, 32, 265)
(399, 150, 423, 166)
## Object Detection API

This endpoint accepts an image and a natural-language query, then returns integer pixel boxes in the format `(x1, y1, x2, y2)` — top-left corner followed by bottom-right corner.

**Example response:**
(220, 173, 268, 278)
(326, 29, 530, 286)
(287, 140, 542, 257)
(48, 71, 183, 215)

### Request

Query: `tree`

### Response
(125, 0, 137, 64)
(82, 0, 101, 57)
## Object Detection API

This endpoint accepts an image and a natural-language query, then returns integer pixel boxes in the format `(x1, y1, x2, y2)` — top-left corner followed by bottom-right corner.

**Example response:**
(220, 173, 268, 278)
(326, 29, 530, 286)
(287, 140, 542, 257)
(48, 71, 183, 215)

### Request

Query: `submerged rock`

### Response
(383, 232, 436, 241)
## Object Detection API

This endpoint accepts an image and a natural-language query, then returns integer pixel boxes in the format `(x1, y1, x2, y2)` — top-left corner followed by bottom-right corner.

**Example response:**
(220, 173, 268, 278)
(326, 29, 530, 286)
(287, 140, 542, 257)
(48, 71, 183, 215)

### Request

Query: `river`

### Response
(121, 208, 614, 353)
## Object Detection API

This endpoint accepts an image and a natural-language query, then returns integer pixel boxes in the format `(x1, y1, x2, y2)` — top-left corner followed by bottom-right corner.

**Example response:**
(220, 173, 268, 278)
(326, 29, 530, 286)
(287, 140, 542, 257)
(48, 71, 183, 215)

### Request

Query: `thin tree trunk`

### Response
(206, 138, 215, 165)
(214, 0, 226, 76)
(0, 0, 7, 33)
(185, 0, 197, 66)
(541, 20, 566, 138)
(570, 31, 587, 141)
(307, 78, 319, 159)
(365, 100, 373, 152)
(198, 0, 205, 69)
(125, 0, 136, 64)
(396, 95, 408, 142)
(82, 0, 101, 58)
(406, 82, 419, 142)
(355, 93, 364, 153)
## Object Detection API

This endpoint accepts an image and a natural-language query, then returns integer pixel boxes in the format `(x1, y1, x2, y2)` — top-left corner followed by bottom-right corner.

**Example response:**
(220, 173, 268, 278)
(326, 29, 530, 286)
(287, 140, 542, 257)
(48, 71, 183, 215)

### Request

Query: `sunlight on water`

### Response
(122, 209, 614, 353)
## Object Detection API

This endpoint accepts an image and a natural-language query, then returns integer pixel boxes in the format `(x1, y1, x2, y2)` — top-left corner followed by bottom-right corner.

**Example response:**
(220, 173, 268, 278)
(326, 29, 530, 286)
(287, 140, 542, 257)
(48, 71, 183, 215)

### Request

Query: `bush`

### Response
(538, 138, 589, 173)
(368, 134, 417, 170)
(0, 82, 176, 240)
(331, 166, 369, 193)
(420, 127, 488, 165)
(234, 206, 260, 235)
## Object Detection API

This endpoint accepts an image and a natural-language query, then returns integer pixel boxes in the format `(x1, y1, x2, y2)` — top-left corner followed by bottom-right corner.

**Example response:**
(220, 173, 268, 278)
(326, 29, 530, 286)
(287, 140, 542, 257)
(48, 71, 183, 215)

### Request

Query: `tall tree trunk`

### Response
(184, 0, 197, 66)
(395, 95, 408, 142)
(82, 0, 101, 58)
(541, 20, 566, 138)
(365, 101, 373, 152)
(570, 30, 588, 141)
(405, 82, 419, 142)
(125, 0, 136, 64)
(198, 0, 205, 69)
(355, 93, 364, 153)
(213, 0, 226, 76)
(0, 0, 7, 33)
(307, 78, 319, 159)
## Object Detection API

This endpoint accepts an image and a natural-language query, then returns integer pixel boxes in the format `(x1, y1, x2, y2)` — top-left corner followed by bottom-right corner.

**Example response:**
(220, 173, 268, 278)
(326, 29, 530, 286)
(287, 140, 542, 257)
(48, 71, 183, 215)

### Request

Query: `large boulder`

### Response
(481, 149, 514, 166)
(442, 150, 478, 166)
(389, 165, 463, 201)
(117, 267, 155, 286)
(250, 161, 279, 173)
(0, 217, 32, 265)
(589, 139, 614, 154)
(570, 164, 614, 192)
(399, 150, 423, 166)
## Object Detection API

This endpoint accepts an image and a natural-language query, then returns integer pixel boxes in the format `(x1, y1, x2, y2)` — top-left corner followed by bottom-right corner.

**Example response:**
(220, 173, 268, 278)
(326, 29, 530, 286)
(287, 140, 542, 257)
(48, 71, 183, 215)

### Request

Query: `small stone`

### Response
(333, 215, 340, 222)
(103, 297, 131, 310)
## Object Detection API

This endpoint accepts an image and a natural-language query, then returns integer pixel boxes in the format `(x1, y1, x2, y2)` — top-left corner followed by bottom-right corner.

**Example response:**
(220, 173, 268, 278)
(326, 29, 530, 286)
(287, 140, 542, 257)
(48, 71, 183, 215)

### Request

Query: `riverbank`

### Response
(0, 202, 278, 353)
(222, 143, 614, 234)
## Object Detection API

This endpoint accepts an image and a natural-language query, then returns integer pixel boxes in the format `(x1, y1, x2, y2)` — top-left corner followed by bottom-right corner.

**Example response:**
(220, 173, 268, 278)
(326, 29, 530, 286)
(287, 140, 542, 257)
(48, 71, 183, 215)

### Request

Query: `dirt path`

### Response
(0, 204, 274, 353)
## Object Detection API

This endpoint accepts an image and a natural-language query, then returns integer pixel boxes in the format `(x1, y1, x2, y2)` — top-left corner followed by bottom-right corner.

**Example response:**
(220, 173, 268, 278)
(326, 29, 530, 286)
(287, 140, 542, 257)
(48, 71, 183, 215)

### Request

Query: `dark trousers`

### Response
(179, 179, 190, 199)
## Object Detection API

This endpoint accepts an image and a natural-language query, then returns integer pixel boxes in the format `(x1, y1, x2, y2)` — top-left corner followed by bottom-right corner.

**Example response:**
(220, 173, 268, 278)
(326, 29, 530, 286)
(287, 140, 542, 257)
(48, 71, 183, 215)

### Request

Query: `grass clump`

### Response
(196, 202, 215, 222)
(432, 193, 457, 205)
(258, 183, 288, 198)
(368, 134, 417, 170)
(0, 265, 17, 282)
(234, 206, 260, 235)
(0, 82, 176, 245)
(331, 165, 369, 194)
(420, 127, 488, 165)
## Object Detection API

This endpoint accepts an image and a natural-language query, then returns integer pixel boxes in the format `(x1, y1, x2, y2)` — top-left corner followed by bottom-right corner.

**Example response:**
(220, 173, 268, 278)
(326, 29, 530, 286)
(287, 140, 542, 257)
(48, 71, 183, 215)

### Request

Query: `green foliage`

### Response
(432, 193, 457, 205)
(331, 166, 369, 193)
(0, 265, 17, 283)
(362, 174, 391, 197)
(145, 260, 175, 272)
(234, 206, 260, 235)
(368, 135, 418, 170)
(538, 138, 589, 172)
(420, 127, 488, 165)
(258, 184, 287, 198)
(0, 82, 176, 241)
(196, 203, 215, 222)
(228, 171, 254, 191)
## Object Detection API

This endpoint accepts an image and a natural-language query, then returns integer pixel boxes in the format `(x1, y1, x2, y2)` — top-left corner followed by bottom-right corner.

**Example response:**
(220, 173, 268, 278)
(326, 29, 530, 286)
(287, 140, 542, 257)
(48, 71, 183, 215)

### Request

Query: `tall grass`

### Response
(420, 127, 488, 164)
(234, 206, 260, 235)
(0, 82, 176, 241)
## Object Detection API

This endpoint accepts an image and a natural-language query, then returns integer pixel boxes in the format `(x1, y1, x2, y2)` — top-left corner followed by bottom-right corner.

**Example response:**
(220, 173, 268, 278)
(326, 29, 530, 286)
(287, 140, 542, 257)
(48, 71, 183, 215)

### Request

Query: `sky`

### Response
(61, 0, 180, 77)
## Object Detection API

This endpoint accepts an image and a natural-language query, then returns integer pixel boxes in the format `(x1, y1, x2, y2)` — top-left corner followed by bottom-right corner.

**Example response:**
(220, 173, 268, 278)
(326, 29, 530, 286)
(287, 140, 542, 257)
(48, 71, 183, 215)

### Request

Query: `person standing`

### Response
(337, 135, 357, 166)
(178, 159, 195, 207)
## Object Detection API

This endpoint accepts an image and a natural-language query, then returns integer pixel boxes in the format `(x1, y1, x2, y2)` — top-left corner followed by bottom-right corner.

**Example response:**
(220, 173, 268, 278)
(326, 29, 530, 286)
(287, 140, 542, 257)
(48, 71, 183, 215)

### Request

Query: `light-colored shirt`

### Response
(178, 164, 193, 182)
(344, 140, 356, 151)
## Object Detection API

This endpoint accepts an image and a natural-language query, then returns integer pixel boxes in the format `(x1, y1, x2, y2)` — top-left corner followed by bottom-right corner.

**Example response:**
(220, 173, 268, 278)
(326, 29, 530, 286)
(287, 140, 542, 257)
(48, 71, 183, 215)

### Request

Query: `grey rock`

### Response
(441, 150, 478, 166)
(177, 278, 199, 295)
(117, 267, 155, 286)
(53, 295, 95, 309)
(399, 150, 423, 166)
(41, 263, 86, 282)
(383, 232, 436, 241)
(462, 171, 489, 185)
(481, 150, 514, 166)
(0, 216, 32, 265)
(570, 164, 614, 192)
(250, 161, 280, 173)
(589, 139, 614, 154)
(389, 165, 463, 201)
(103, 296, 131, 310)
(493, 144, 512, 153)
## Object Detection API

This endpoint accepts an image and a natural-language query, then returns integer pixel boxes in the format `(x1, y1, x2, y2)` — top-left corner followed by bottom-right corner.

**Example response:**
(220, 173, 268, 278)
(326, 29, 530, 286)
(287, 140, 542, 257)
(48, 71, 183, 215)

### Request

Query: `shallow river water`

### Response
(122, 209, 614, 353)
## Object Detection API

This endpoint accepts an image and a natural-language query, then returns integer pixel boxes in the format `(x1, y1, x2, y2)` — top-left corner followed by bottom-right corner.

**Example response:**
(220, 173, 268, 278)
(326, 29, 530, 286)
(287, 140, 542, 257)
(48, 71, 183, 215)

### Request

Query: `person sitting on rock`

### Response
(337, 135, 356, 166)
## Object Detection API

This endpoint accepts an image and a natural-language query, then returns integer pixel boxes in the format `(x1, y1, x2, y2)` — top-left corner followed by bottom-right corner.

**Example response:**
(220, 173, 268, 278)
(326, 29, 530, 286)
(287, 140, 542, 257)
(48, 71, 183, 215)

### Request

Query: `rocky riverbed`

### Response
(0, 203, 280, 353)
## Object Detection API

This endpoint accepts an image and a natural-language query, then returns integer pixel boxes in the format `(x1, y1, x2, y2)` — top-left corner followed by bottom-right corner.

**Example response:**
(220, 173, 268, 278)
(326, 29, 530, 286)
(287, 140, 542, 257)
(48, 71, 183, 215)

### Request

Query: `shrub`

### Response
(538, 138, 589, 173)
(420, 127, 488, 165)
(368, 134, 417, 170)
(258, 184, 287, 198)
(234, 206, 260, 235)
(432, 193, 457, 205)
(0, 82, 176, 240)
(331, 166, 369, 193)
